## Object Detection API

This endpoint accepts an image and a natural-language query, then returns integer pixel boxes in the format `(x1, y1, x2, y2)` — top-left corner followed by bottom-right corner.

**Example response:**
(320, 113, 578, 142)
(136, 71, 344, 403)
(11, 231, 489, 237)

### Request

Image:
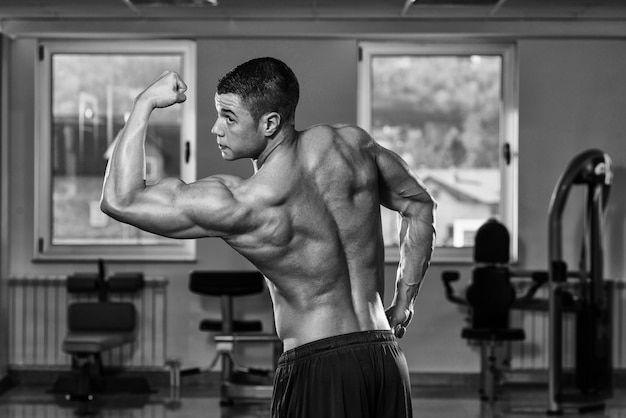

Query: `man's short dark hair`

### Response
(217, 57, 300, 124)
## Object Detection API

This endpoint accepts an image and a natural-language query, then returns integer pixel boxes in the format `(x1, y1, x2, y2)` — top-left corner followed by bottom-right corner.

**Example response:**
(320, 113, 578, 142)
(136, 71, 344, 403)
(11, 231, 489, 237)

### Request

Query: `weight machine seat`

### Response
(189, 271, 265, 333)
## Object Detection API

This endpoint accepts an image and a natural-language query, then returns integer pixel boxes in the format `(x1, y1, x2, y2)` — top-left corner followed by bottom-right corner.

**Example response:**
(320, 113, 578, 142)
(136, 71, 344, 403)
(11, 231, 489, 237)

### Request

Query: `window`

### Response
(35, 40, 196, 261)
(358, 42, 518, 263)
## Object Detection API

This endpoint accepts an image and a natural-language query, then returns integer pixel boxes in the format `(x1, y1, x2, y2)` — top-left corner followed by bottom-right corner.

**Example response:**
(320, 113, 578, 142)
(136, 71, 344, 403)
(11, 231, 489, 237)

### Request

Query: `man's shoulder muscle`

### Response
(300, 124, 378, 167)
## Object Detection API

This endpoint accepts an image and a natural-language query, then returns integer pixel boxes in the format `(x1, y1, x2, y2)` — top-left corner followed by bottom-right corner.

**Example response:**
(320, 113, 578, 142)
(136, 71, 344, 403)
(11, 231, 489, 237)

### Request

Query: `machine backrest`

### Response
(467, 266, 516, 330)
(474, 218, 510, 264)
(67, 302, 137, 333)
(65, 271, 143, 334)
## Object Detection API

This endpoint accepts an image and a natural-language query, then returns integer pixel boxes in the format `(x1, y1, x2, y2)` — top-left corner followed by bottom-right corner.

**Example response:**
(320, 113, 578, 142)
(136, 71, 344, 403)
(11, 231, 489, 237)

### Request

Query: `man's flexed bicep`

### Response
(374, 142, 437, 337)
(101, 174, 255, 239)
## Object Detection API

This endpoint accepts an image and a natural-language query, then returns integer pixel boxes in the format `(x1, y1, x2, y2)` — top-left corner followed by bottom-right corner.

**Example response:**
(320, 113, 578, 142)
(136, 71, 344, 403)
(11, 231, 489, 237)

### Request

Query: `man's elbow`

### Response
(428, 193, 438, 213)
(100, 196, 114, 217)
(100, 192, 131, 221)
(405, 191, 437, 223)
(419, 190, 437, 214)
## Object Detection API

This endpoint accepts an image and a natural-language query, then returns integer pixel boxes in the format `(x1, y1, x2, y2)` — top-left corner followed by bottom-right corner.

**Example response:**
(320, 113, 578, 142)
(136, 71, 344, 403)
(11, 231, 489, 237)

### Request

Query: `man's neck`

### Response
(253, 125, 297, 171)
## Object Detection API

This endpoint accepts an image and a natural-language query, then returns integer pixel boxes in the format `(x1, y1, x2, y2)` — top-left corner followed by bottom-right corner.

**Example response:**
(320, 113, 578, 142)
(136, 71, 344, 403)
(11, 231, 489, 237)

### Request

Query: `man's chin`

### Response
(220, 150, 242, 161)
(220, 150, 234, 160)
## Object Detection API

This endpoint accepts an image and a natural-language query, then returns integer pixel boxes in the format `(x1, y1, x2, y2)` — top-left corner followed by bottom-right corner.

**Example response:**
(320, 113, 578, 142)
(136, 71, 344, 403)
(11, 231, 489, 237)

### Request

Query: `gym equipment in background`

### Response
(442, 219, 547, 401)
(51, 260, 150, 405)
(547, 149, 613, 415)
(182, 270, 282, 405)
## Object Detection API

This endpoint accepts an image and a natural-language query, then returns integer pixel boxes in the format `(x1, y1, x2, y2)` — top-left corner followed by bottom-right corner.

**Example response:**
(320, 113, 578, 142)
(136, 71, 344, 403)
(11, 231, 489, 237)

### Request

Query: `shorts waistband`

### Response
(278, 330, 395, 366)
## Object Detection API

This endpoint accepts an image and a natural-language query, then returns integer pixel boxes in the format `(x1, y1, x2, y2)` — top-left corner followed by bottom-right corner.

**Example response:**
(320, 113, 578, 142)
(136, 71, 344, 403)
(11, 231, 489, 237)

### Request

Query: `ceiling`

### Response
(1, 0, 626, 21)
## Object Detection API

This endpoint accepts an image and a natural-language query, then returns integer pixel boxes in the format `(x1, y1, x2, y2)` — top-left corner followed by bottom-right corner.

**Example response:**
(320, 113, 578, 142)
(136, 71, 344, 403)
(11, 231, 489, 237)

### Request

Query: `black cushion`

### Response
(189, 271, 265, 296)
(474, 218, 510, 264)
(63, 332, 136, 354)
(67, 302, 136, 333)
(466, 267, 515, 329)
(64, 302, 137, 355)
(200, 319, 263, 333)
(66, 274, 99, 294)
(108, 273, 145, 293)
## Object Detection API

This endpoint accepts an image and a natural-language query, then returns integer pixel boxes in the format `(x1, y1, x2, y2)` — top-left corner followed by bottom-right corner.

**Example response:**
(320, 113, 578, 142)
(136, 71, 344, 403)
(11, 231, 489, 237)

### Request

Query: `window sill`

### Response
(34, 240, 196, 262)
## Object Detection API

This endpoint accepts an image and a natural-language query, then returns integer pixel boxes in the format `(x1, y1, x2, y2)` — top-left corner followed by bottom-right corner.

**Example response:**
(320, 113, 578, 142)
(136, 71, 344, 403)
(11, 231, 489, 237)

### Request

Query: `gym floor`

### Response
(0, 384, 625, 417)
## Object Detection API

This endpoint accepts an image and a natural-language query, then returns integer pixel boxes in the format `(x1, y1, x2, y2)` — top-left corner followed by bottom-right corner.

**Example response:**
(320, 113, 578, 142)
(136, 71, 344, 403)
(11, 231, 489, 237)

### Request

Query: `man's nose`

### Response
(211, 120, 222, 136)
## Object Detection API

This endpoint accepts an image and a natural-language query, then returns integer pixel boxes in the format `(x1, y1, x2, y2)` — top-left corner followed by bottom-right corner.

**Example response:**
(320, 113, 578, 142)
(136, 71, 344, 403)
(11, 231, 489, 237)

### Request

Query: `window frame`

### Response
(357, 41, 519, 264)
(34, 39, 197, 261)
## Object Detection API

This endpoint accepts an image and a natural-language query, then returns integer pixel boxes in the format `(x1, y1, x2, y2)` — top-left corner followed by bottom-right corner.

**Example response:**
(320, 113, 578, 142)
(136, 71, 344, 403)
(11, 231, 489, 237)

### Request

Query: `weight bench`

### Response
(54, 271, 147, 401)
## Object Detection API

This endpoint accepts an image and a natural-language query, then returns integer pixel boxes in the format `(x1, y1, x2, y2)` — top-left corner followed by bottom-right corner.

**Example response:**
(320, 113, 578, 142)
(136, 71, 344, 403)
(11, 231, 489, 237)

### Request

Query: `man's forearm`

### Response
(393, 205, 436, 307)
(101, 99, 153, 210)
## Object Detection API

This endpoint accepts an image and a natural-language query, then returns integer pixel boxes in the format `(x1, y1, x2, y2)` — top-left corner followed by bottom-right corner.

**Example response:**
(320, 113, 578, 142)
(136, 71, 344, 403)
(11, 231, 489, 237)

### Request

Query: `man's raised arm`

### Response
(100, 71, 252, 239)
(375, 142, 437, 338)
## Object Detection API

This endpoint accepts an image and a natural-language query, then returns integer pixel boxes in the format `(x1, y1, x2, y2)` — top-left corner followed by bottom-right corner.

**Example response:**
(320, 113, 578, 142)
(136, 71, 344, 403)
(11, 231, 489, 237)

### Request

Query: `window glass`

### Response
(37, 41, 196, 260)
(358, 43, 518, 262)
(52, 54, 182, 245)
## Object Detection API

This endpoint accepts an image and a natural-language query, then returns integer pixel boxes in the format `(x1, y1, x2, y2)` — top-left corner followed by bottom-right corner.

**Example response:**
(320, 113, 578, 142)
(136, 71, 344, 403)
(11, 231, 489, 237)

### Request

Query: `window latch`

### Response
(503, 143, 511, 165)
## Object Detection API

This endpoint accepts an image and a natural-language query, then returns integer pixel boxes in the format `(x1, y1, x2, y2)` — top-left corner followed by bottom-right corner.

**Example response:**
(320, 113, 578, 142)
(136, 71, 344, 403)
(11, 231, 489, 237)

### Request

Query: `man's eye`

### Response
(226, 116, 235, 123)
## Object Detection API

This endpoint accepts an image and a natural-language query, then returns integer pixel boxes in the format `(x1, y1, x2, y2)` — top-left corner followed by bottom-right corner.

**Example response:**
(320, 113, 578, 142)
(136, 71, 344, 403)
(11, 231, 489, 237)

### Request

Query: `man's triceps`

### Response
(170, 176, 258, 238)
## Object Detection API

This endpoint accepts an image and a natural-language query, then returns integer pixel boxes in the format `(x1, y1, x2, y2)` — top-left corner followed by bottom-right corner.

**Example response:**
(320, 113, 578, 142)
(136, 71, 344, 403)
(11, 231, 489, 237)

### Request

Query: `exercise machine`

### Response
(442, 219, 547, 401)
(547, 149, 613, 414)
(51, 260, 151, 415)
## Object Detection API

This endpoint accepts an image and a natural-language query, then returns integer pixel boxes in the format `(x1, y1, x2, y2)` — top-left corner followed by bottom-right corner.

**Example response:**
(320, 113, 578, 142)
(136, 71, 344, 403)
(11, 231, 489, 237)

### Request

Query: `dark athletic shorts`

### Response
(271, 330, 413, 418)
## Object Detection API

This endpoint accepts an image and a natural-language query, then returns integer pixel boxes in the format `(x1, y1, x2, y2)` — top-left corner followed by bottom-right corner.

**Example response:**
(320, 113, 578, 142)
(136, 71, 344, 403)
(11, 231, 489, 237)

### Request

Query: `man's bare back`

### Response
(101, 68, 433, 343)
(222, 124, 390, 350)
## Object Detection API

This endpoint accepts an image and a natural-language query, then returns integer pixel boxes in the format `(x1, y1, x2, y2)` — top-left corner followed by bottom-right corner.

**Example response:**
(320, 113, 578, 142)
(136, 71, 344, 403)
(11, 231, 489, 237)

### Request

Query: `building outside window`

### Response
(358, 42, 518, 262)
(36, 40, 196, 261)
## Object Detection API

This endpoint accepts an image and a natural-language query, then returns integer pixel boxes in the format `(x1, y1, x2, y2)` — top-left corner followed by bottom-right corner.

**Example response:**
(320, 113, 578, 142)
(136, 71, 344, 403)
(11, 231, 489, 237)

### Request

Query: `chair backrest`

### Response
(466, 267, 515, 329)
(188, 271, 265, 297)
(67, 302, 137, 333)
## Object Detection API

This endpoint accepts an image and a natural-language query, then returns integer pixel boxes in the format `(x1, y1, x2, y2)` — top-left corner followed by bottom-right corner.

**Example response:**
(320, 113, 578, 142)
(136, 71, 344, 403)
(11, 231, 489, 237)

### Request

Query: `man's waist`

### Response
(278, 330, 396, 366)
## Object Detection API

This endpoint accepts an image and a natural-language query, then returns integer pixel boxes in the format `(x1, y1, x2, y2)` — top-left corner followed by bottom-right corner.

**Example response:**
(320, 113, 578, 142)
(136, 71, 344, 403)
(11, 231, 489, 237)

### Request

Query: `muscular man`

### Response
(101, 57, 436, 417)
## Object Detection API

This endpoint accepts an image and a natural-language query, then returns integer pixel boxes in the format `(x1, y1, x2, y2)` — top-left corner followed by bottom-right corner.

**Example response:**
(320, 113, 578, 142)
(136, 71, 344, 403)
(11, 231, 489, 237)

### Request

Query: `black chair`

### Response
(54, 270, 146, 402)
(442, 219, 546, 402)
(183, 270, 281, 405)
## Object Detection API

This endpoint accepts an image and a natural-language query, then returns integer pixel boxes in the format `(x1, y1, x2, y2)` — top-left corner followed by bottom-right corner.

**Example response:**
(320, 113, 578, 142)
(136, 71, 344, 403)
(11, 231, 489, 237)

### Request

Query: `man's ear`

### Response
(261, 112, 281, 137)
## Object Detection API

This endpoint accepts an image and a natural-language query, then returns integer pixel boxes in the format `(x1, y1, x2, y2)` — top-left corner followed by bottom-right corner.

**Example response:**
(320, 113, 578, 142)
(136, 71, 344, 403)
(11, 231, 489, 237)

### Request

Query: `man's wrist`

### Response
(398, 277, 421, 287)
(394, 277, 421, 306)
(133, 95, 156, 114)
